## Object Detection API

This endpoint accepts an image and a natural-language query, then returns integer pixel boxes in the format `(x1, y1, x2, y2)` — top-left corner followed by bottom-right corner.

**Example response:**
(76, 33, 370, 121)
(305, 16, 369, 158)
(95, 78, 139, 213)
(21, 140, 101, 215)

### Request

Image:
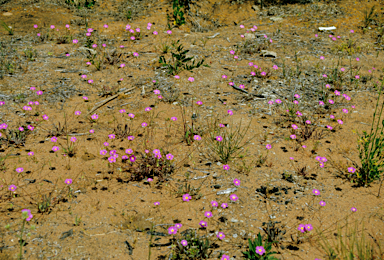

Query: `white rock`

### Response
(261, 50, 277, 58)
(244, 33, 255, 40)
(318, 26, 337, 31)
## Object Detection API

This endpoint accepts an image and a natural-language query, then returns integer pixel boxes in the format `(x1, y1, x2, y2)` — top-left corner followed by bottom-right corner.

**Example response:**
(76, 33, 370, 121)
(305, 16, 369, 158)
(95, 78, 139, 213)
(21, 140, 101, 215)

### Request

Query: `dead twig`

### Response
(87, 87, 136, 115)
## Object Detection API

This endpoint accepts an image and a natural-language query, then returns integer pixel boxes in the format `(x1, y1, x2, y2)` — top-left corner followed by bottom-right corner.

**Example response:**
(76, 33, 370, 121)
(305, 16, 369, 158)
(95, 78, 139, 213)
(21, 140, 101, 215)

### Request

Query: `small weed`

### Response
(173, 183, 203, 199)
(205, 118, 256, 164)
(114, 124, 131, 140)
(37, 194, 52, 214)
(122, 150, 175, 182)
(23, 48, 37, 61)
(362, 5, 376, 29)
(1, 128, 31, 147)
(159, 40, 210, 76)
(104, 49, 122, 65)
(0, 21, 13, 35)
(315, 219, 384, 260)
(332, 38, 362, 55)
(262, 221, 286, 247)
(169, 228, 214, 259)
(242, 232, 279, 260)
(74, 215, 82, 226)
(352, 80, 384, 186)
(160, 86, 180, 103)
(65, 0, 96, 8)
(172, 0, 186, 27)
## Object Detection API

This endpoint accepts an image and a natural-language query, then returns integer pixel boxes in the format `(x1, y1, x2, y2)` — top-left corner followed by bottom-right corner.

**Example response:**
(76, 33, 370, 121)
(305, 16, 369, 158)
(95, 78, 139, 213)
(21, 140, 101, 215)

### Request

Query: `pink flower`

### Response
(168, 226, 177, 234)
(266, 144, 271, 149)
(204, 211, 213, 218)
(211, 201, 218, 207)
(351, 207, 357, 212)
(199, 220, 207, 228)
(305, 224, 313, 232)
(233, 178, 241, 186)
(91, 114, 98, 120)
(230, 194, 238, 201)
(217, 232, 225, 240)
(227, 110, 233, 115)
(256, 246, 266, 256)
(313, 189, 320, 195)
(183, 193, 191, 202)
(65, 179, 72, 185)
(188, 77, 194, 82)
(298, 224, 305, 233)
(223, 164, 230, 170)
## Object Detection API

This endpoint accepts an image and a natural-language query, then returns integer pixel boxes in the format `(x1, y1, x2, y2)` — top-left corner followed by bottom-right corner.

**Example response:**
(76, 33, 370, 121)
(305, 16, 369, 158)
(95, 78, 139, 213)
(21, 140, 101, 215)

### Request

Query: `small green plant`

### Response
(170, 228, 214, 259)
(74, 215, 82, 226)
(205, 118, 256, 164)
(122, 149, 175, 182)
(0, 21, 13, 35)
(362, 5, 376, 29)
(125, 10, 132, 20)
(352, 80, 384, 186)
(11, 210, 35, 260)
(65, 0, 96, 8)
(89, 52, 105, 71)
(332, 38, 361, 56)
(262, 221, 286, 247)
(1, 128, 31, 147)
(179, 100, 204, 145)
(37, 194, 52, 213)
(23, 47, 37, 61)
(158, 40, 209, 76)
(200, 37, 209, 47)
(61, 135, 78, 157)
(242, 232, 279, 260)
(172, 0, 186, 27)
(173, 183, 203, 199)
(315, 219, 383, 260)
(161, 43, 172, 54)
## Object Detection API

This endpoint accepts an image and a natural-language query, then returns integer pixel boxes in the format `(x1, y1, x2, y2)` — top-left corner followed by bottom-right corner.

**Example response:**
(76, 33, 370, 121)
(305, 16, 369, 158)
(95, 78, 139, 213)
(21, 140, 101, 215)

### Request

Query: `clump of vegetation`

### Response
(159, 40, 210, 76)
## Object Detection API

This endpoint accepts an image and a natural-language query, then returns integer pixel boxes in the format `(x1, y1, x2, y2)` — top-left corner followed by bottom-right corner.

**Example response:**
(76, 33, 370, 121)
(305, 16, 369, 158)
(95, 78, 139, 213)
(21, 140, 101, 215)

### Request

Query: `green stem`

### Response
(18, 219, 26, 260)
